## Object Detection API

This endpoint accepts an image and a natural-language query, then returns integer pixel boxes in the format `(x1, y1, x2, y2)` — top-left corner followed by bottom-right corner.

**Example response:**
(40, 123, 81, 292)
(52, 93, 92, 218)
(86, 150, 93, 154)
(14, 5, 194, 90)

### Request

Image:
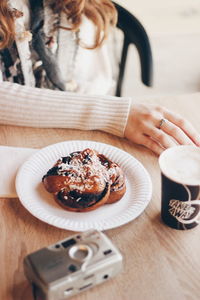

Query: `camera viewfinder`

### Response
(62, 238, 76, 248)
(103, 249, 112, 255)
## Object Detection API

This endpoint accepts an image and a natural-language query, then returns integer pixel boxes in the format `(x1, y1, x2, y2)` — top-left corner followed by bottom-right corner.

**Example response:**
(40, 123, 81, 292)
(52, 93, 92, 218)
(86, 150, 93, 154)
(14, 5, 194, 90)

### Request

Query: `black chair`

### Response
(113, 2, 153, 96)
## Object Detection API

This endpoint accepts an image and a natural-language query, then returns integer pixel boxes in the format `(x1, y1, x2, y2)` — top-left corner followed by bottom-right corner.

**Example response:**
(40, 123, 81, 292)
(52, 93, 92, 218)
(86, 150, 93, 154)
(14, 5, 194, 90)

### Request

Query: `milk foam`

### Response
(159, 146, 200, 185)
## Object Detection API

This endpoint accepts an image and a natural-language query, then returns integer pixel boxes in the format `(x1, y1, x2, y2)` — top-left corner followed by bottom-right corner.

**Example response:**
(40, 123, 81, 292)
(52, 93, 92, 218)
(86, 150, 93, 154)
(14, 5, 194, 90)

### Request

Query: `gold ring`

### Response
(158, 118, 166, 129)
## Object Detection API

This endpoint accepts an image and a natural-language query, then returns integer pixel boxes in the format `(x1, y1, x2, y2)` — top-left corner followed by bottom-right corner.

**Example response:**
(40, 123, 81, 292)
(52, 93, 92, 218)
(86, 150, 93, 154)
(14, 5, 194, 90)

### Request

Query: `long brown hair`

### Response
(0, 0, 117, 50)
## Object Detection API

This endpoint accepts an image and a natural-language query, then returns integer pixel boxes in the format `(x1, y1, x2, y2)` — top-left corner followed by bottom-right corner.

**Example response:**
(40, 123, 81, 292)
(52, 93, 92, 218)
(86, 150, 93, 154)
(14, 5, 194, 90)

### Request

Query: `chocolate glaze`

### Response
(57, 182, 109, 209)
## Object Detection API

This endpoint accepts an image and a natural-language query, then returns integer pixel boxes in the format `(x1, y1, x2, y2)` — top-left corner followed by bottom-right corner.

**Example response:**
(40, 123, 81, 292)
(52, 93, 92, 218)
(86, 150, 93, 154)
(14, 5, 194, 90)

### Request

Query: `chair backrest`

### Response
(113, 2, 153, 96)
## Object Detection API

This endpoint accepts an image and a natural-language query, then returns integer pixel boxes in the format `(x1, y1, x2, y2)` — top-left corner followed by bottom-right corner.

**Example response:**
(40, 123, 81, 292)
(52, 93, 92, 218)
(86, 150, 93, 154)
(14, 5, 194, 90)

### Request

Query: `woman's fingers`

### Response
(140, 135, 164, 155)
(146, 127, 178, 148)
(163, 109, 200, 146)
(158, 119, 195, 145)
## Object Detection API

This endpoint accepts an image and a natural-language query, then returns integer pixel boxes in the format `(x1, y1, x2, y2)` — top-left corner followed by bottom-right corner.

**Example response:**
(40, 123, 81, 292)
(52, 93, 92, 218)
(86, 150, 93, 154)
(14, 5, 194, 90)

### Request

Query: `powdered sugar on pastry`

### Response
(42, 148, 126, 212)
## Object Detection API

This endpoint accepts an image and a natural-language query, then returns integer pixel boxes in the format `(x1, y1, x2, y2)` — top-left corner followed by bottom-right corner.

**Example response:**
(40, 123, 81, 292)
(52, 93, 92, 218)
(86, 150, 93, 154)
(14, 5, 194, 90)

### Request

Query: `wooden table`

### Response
(1, 93, 200, 300)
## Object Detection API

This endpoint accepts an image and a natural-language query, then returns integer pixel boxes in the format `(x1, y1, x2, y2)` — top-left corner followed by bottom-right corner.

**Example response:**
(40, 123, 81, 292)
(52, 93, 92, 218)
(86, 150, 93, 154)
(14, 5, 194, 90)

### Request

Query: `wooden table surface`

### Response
(1, 93, 200, 300)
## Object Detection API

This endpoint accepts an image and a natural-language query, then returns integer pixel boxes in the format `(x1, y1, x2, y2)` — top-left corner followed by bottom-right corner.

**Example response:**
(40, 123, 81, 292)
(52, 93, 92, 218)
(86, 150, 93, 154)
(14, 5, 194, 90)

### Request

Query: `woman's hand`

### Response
(124, 103, 200, 155)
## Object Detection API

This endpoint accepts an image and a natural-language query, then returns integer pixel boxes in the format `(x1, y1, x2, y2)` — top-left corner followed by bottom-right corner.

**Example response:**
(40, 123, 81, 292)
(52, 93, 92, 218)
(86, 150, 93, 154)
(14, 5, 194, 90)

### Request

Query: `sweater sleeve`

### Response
(0, 82, 131, 137)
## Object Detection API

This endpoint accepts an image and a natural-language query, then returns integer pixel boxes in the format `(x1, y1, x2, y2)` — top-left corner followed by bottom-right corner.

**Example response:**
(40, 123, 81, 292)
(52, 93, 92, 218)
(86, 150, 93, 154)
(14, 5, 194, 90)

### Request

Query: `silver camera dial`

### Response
(69, 244, 93, 262)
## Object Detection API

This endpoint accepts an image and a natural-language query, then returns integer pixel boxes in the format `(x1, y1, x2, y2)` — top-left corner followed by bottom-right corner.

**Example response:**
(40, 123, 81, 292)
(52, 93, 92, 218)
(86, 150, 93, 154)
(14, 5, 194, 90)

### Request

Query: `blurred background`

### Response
(115, 0, 200, 98)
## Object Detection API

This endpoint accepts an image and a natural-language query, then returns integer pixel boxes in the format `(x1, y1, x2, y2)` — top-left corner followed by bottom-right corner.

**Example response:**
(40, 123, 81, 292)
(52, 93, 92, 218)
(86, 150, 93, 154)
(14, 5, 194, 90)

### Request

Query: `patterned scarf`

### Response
(0, 0, 66, 90)
(0, 41, 25, 84)
(30, 0, 66, 90)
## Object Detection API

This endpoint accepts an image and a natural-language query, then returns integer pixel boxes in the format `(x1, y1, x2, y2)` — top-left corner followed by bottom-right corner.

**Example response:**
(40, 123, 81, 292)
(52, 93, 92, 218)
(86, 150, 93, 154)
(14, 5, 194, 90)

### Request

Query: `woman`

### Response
(0, 0, 199, 155)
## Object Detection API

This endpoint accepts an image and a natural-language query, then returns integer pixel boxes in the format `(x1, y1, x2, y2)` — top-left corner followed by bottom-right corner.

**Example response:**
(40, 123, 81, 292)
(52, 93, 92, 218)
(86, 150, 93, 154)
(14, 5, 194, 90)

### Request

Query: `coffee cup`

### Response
(159, 145, 200, 230)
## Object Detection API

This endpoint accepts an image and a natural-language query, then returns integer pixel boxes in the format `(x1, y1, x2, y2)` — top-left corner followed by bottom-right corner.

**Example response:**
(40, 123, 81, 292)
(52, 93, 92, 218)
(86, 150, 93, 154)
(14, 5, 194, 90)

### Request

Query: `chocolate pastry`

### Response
(98, 154, 126, 204)
(42, 148, 126, 212)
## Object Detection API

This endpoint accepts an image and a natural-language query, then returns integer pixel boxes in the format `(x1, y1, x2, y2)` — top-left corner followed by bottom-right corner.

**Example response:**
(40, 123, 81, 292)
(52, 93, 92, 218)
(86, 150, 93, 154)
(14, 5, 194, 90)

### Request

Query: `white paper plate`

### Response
(16, 140, 152, 231)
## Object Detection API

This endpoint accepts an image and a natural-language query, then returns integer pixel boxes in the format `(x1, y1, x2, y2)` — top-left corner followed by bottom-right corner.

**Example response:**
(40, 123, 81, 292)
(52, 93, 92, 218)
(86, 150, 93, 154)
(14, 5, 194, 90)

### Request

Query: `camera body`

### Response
(24, 230, 123, 300)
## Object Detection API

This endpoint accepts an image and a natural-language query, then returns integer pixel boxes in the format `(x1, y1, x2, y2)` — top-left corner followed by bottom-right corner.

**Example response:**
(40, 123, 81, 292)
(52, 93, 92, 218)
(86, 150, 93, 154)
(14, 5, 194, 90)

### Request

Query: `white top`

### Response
(0, 0, 131, 137)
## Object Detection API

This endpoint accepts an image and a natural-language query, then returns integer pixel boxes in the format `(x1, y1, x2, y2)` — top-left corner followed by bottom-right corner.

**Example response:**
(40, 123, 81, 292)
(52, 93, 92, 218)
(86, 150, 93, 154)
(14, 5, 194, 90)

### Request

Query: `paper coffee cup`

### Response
(159, 145, 200, 230)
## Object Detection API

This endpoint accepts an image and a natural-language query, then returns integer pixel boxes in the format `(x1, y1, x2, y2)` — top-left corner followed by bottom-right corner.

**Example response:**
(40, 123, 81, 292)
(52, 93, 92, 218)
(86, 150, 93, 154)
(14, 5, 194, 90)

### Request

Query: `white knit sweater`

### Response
(0, 0, 131, 137)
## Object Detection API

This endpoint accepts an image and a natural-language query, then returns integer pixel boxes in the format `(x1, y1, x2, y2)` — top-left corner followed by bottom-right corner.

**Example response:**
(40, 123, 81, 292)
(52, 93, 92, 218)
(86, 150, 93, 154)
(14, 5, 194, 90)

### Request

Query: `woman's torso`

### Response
(0, 0, 117, 95)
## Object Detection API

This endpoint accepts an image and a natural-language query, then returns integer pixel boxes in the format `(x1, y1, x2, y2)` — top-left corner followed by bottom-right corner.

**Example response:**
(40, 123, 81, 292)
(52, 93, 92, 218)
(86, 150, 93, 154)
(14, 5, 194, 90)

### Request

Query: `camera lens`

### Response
(69, 245, 92, 262)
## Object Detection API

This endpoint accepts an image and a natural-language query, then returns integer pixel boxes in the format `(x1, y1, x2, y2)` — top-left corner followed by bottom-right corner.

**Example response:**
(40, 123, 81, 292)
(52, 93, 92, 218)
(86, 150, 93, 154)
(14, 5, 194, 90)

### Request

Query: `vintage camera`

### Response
(24, 230, 123, 300)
